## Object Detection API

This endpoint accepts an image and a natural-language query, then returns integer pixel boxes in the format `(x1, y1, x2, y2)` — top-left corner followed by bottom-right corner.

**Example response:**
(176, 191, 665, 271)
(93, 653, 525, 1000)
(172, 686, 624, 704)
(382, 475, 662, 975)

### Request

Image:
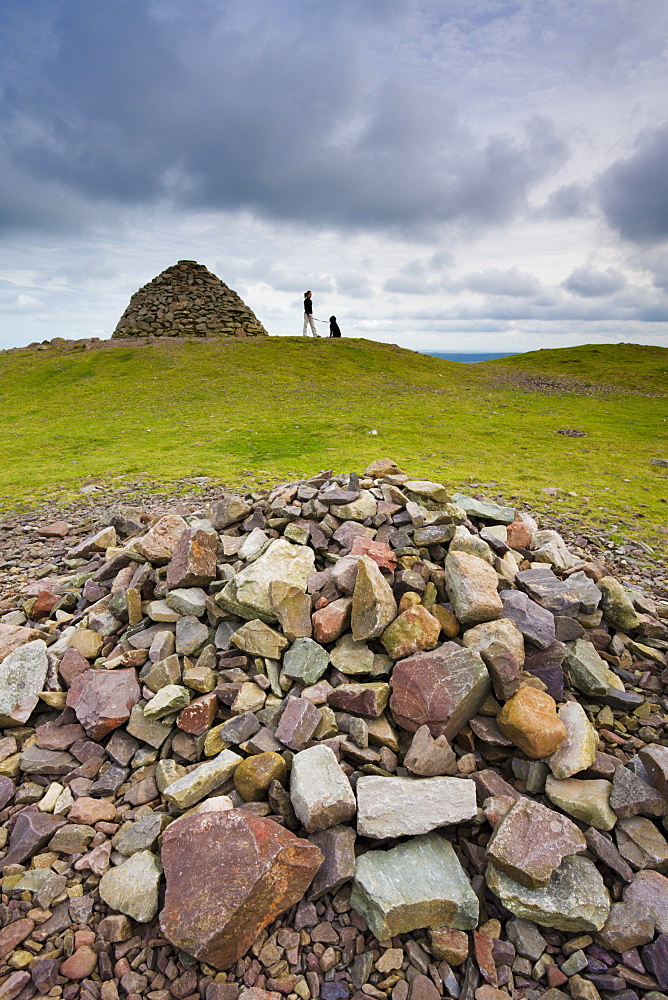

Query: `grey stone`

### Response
(516, 568, 601, 616)
(166, 588, 208, 617)
(308, 825, 356, 899)
(217, 538, 314, 623)
(351, 555, 398, 641)
(450, 494, 515, 523)
(356, 775, 477, 838)
(499, 591, 555, 649)
(624, 871, 668, 934)
(329, 633, 375, 675)
(113, 812, 171, 856)
(175, 616, 210, 655)
(283, 638, 330, 686)
(444, 551, 503, 625)
(610, 763, 668, 819)
(230, 619, 288, 659)
(616, 816, 668, 872)
(350, 832, 479, 939)
(505, 917, 547, 960)
(563, 638, 613, 697)
(126, 704, 173, 748)
(0, 639, 48, 727)
(98, 850, 162, 923)
(143, 684, 191, 720)
(290, 745, 356, 833)
(486, 855, 610, 932)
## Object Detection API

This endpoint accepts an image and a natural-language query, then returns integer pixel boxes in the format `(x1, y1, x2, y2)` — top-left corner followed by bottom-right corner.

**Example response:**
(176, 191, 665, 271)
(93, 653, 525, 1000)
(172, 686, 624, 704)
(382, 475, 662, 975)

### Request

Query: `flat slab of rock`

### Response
(98, 850, 162, 923)
(231, 620, 288, 659)
(135, 514, 188, 564)
(217, 539, 314, 623)
(516, 568, 601, 617)
(356, 775, 477, 838)
(290, 745, 356, 833)
(390, 643, 490, 740)
(486, 796, 587, 888)
(486, 855, 610, 932)
(499, 591, 555, 650)
(350, 832, 479, 939)
(444, 552, 503, 626)
(66, 668, 141, 740)
(0, 639, 48, 727)
(450, 494, 515, 523)
(160, 810, 323, 969)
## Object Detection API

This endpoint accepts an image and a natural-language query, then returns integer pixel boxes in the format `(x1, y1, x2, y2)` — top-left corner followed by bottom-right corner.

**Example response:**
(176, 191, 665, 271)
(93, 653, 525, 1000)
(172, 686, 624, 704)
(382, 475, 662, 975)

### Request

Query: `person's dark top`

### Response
(329, 317, 341, 338)
(304, 296, 313, 315)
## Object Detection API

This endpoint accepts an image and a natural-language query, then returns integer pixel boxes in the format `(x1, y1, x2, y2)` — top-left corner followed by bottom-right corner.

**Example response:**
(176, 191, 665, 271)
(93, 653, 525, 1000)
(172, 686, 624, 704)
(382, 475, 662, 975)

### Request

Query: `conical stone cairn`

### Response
(112, 260, 268, 339)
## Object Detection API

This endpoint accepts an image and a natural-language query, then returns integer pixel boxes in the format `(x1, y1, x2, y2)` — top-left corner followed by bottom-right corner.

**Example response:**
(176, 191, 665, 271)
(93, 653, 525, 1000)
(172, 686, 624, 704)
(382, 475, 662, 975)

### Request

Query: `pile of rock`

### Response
(1, 459, 668, 1000)
(111, 262, 268, 339)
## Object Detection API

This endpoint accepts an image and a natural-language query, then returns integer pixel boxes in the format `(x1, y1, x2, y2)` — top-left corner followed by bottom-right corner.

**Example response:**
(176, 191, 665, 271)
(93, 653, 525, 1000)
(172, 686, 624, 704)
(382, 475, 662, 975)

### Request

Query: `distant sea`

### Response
(420, 351, 521, 364)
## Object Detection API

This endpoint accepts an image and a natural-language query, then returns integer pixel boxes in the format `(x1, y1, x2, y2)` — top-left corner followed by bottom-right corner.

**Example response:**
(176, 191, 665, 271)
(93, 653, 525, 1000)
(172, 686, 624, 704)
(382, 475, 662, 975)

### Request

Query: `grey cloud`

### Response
(464, 267, 543, 298)
(0, 1, 569, 238)
(563, 264, 628, 297)
(540, 184, 590, 219)
(336, 272, 373, 298)
(598, 124, 668, 243)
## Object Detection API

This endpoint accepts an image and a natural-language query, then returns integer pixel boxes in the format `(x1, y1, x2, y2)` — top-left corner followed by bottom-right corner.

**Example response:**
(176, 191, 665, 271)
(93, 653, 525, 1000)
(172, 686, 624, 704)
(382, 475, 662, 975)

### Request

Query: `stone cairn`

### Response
(2, 460, 668, 1000)
(111, 262, 268, 340)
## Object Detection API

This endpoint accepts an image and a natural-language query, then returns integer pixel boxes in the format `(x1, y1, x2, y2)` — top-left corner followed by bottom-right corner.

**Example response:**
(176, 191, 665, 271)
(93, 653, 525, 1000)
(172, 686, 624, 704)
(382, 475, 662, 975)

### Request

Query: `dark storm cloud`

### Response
(0, 0, 568, 237)
(598, 124, 668, 244)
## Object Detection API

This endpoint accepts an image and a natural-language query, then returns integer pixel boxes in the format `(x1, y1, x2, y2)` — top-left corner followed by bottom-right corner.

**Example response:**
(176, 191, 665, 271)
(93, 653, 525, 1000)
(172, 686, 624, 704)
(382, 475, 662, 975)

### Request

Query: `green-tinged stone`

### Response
(0, 639, 48, 727)
(126, 705, 173, 749)
(113, 812, 171, 855)
(351, 556, 398, 642)
(598, 577, 640, 632)
(234, 752, 288, 802)
(98, 850, 163, 923)
(216, 538, 315, 623)
(156, 759, 187, 793)
(143, 684, 191, 720)
(448, 530, 494, 565)
(403, 481, 453, 510)
(204, 723, 232, 757)
(545, 775, 617, 831)
(350, 832, 478, 939)
(230, 619, 289, 659)
(331, 490, 378, 521)
(329, 633, 375, 675)
(380, 605, 441, 660)
(143, 654, 181, 692)
(166, 588, 208, 617)
(563, 639, 612, 697)
(450, 494, 515, 524)
(283, 638, 330, 685)
(162, 750, 243, 809)
(486, 855, 610, 932)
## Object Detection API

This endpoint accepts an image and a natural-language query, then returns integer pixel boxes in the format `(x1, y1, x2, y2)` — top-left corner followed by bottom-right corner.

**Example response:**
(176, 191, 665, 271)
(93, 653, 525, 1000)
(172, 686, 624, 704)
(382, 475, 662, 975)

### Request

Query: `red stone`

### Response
(160, 810, 323, 969)
(327, 683, 389, 718)
(166, 529, 217, 588)
(38, 521, 70, 537)
(35, 722, 86, 751)
(59, 945, 98, 980)
(506, 521, 532, 549)
(177, 693, 218, 735)
(66, 668, 140, 739)
(350, 536, 397, 572)
(311, 598, 352, 644)
(0, 919, 35, 960)
(32, 590, 61, 618)
(2, 812, 66, 868)
(58, 647, 91, 687)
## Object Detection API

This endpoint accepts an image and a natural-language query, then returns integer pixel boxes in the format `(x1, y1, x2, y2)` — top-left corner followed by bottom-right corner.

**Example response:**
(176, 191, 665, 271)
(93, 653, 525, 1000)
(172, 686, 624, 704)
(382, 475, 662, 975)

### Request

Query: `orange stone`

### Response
(496, 686, 567, 758)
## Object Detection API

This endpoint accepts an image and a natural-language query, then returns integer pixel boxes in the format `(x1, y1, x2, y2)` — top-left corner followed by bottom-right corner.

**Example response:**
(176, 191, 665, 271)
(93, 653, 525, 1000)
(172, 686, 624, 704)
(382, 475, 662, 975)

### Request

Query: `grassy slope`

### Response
(0, 337, 667, 560)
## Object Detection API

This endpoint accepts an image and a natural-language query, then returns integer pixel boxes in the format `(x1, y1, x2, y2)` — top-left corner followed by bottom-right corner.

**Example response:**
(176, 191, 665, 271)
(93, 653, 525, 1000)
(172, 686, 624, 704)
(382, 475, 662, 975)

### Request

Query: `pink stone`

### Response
(59, 945, 98, 980)
(390, 643, 490, 739)
(66, 668, 141, 739)
(311, 598, 352, 644)
(350, 536, 397, 572)
(274, 697, 322, 750)
(506, 521, 532, 549)
(68, 796, 117, 825)
(0, 623, 41, 663)
(58, 647, 92, 687)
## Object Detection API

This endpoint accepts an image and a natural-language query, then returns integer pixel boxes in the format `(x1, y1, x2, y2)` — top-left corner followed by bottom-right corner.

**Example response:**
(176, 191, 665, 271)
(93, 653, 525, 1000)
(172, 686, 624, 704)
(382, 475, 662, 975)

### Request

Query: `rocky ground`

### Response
(1, 460, 668, 1000)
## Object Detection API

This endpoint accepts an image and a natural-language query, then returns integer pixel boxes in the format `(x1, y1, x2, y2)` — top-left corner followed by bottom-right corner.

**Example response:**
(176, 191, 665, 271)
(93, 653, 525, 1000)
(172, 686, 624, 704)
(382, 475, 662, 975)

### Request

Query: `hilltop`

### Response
(0, 337, 666, 568)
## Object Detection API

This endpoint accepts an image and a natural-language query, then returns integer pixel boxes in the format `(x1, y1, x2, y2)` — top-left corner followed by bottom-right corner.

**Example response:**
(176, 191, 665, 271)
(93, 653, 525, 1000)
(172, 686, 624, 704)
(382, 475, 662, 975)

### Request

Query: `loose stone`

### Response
(496, 687, 567, 758)
(290, 744, 356, 832)
(355, 775, 477, 838)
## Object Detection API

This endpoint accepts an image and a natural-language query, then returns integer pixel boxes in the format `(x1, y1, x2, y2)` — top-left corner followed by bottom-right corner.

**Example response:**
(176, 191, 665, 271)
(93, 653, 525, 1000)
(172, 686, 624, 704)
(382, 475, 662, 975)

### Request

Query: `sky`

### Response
(0, 0, 667, 353)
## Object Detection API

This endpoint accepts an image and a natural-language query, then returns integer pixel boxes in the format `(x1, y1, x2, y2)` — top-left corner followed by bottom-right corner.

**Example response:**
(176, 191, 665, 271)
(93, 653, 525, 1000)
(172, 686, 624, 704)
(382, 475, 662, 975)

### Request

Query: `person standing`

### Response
(303, 290, 319, 337)
(329, 315, 341, 338)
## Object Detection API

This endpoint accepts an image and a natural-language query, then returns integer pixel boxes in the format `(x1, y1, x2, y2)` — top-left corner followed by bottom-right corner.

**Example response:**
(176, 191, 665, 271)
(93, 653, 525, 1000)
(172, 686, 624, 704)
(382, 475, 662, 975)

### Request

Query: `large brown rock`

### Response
(166, 528, 217, 588)
(443, 552, 503, 625)
(66, 668, 141, 739)
(389, 643, 490, 739)
(160, 810, 323, 969)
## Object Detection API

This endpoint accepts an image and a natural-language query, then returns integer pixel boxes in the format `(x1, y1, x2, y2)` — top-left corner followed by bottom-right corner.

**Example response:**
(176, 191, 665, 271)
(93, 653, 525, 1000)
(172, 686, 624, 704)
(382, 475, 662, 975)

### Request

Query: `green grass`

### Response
(1, 337, 667, 563)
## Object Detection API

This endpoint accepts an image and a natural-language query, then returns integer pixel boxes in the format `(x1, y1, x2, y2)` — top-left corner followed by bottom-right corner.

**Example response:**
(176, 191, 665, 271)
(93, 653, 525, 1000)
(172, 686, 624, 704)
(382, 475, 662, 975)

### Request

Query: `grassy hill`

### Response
(0, 336, 667, 560)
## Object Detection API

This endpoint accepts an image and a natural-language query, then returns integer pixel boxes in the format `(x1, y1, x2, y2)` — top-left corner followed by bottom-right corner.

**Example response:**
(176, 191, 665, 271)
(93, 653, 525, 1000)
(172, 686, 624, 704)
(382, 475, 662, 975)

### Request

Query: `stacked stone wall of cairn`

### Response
(112, 260, 268, 339)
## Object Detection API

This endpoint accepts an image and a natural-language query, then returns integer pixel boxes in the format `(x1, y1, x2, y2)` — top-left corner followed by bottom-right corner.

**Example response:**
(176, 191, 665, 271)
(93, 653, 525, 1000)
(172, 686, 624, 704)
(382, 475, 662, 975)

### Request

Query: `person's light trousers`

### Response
(303, 313, 318, 336)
